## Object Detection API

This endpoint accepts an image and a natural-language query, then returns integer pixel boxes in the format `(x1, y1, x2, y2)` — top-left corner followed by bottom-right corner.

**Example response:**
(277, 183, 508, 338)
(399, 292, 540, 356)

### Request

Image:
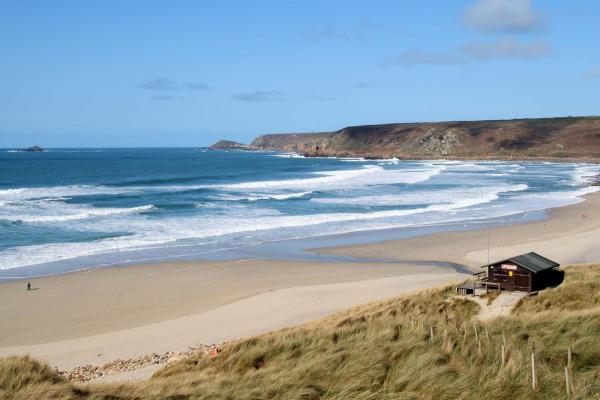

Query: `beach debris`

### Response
(58, 344, 219, 383)
(209, 345, 220, 358)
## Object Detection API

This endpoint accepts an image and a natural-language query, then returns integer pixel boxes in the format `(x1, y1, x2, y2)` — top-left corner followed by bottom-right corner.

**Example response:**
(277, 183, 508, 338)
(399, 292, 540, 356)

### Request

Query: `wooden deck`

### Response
(457, 271, 538, 296)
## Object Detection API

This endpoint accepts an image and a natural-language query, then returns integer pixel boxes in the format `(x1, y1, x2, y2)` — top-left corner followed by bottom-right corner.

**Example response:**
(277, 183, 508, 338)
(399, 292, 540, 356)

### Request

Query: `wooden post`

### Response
(567, 346, 572, 369)
(500, 345, 505, 369)
(531, 352, 537, 390)
(430, 325, 434, 345)
(502, 333, 506, 348)
(564, 366, 570, 397)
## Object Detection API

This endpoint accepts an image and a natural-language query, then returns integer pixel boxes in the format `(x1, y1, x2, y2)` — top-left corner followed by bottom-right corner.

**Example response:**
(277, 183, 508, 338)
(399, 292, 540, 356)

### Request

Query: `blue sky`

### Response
(1, 0, 599, 147)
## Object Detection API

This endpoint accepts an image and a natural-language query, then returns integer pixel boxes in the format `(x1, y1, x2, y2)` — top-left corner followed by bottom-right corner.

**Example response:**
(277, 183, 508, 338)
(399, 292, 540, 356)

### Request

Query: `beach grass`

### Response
(2, 264, 599, 399)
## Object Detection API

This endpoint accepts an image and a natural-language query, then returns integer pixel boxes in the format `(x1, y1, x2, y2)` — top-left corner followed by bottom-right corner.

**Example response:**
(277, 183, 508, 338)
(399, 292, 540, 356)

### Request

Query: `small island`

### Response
(209, 140, 253, 151)
(21, 145, 45, 152)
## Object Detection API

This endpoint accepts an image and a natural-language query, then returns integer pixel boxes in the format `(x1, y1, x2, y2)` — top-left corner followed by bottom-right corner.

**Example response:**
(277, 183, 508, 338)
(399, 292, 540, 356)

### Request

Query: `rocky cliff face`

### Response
(249, 117, 600, 160)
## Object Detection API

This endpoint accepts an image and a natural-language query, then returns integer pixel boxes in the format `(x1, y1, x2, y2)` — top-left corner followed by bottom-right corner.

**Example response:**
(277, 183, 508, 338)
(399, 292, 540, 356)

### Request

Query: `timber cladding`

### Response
(483, 252, 560, 292)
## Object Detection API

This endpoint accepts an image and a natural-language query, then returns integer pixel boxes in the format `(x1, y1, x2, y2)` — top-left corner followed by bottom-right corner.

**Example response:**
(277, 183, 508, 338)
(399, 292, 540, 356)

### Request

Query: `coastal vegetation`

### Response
(1, 264, 599, 399)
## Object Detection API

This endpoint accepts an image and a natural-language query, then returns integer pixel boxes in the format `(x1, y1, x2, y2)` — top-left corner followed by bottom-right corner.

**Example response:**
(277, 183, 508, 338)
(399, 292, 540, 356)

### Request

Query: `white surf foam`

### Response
(312, 184, 529, 206)
(0, 204, 154, 223)
(216, 191, 312, 201)
(0, 185, 133, 201)
(572, 165, 600, 186)
(0, 188, 527, 270)
(218, 164, 445, 191)
(270, 153, 305, 158)
(2, 161, 599, 272)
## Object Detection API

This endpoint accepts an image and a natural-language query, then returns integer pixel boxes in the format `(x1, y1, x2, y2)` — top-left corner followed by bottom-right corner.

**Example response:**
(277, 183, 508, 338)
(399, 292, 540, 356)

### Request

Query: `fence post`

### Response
(568, 346, 572, 369)
(531, 352, 537, 390)
(500, 345, 505, 369)
(565, 366, 570, 397)
(430, 325, 434, 345)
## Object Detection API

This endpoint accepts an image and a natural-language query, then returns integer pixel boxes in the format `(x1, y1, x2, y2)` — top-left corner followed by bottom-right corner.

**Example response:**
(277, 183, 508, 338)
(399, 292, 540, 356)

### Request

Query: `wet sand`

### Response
(317, 193, 600, 268)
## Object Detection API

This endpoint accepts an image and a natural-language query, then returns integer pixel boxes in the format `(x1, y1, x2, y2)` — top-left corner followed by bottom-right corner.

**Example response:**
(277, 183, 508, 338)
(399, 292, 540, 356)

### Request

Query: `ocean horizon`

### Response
(1, 148, 599, 278)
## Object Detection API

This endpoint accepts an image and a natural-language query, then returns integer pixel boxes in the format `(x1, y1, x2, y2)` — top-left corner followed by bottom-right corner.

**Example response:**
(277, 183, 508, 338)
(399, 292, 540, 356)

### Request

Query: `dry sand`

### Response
(1, 193, 599, 380)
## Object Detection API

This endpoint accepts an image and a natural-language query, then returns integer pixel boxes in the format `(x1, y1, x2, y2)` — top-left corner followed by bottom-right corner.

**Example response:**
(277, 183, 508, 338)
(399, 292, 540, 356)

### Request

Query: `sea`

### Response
(1, 148, 599, 279)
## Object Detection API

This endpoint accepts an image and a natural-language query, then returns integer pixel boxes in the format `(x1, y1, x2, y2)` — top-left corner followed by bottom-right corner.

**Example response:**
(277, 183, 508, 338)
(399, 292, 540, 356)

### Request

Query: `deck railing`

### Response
(473, 271, 486, 280)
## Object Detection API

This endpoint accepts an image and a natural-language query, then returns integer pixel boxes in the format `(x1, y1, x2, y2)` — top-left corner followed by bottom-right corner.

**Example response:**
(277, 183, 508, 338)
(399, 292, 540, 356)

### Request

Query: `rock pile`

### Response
(59, 345, 214, 383)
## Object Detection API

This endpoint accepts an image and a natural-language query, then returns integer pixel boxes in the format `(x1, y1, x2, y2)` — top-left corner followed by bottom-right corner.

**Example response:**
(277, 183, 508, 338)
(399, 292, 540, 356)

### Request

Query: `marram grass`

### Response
(2, 264, 599, 399)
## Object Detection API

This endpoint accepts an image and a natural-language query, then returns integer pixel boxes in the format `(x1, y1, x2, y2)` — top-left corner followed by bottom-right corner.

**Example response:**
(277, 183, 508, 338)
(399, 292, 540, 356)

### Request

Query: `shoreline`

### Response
(1, 194, 599, 381)
(316, 192, 600, 268)
(1, 155, 598, 281)
(0, 192, 593, 282)
(298, 152, 600, 164)
(218, 147, 600, 164)
(0, 210, 537, 282)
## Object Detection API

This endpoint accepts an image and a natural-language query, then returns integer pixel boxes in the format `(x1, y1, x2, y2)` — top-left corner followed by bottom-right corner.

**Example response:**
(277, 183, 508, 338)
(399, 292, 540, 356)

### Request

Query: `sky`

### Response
(1, 0, 599, 147)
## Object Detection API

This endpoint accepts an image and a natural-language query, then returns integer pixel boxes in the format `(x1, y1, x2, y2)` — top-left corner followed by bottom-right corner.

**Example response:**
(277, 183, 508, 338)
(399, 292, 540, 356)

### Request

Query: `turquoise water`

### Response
(1, 148, 598, 278)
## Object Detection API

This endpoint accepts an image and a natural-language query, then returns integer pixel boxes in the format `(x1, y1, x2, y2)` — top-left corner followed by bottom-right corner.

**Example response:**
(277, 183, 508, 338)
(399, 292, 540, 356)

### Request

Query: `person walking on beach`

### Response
(27, 282, 31, 291)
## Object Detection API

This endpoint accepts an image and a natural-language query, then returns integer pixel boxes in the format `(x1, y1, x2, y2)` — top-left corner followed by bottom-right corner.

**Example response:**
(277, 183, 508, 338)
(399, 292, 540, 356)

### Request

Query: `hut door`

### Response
(506, 270, 515, 289)
(514, 273, 529, 291)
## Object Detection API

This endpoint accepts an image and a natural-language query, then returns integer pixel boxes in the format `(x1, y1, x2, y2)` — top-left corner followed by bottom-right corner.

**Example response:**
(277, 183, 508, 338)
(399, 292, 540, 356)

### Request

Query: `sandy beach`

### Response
(1, 192, 599, 380)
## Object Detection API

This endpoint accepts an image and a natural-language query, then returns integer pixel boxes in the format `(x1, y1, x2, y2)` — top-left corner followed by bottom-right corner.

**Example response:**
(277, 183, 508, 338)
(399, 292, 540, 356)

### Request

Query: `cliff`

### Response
(249, 116, 600, 160)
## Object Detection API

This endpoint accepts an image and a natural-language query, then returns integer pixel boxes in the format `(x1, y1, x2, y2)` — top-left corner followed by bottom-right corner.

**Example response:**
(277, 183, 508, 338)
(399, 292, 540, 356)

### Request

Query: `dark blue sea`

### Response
(1, 148, 598, 278)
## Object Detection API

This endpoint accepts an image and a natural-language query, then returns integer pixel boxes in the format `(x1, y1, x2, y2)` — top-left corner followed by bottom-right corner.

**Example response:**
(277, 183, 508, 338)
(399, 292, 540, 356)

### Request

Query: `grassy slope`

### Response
(2, 265, 599, 400)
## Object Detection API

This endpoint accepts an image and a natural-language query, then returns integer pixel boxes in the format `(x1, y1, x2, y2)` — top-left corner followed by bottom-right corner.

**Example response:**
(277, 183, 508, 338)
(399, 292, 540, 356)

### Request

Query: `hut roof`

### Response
(482, 252, 559, 273)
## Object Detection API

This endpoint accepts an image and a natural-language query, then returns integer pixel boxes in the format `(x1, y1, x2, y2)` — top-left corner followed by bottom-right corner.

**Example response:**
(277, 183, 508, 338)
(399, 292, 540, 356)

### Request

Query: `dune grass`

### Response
(2, 264, 599, 400)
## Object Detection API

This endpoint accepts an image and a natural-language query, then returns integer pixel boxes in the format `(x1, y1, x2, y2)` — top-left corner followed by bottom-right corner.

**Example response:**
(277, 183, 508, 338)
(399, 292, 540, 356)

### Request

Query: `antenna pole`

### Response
(487, 231, 490, 266)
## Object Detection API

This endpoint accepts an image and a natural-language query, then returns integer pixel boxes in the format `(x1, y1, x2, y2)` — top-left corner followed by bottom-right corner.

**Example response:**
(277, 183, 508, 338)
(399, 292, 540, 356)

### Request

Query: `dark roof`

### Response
(482, 252, 559, 273)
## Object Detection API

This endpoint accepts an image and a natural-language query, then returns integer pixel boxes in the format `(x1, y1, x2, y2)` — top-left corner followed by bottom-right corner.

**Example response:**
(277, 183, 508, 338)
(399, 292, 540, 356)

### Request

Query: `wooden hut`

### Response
(474, 252, 560, 293)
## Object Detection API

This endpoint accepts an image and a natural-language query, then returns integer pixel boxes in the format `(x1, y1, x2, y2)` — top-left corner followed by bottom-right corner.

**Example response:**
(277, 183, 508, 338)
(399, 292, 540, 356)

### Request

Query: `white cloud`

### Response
(463, 0, 543, 33)
(233, 90, 285, 102)
(133, 77, 211, 91)
(184, 82, 211, 91)
(381, 50, 465, 66)
(150, 95, 174, 101)
(308, 94, 338, 102)
(304, 28, 366, 41)
(134, 77, 179, 91)
(583, 69, 600, 79)
(462, 38, 550, 59)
